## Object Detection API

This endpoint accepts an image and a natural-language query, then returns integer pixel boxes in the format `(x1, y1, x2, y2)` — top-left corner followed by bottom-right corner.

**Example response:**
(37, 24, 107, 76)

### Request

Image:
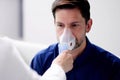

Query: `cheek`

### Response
(56, 28, 63, 39)
(73, 29, 86, 41)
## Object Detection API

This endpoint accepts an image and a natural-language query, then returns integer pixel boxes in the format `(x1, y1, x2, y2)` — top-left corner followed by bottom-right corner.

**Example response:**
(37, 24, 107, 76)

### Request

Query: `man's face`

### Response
(54, 8, 92, 47)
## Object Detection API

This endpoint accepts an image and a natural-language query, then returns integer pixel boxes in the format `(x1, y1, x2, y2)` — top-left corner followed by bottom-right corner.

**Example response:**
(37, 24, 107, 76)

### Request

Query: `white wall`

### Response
(0, 0, 22, 39)
(23, 0, 120, 56)
(88, 0, 120, 56)
(23, 0, 56, 45)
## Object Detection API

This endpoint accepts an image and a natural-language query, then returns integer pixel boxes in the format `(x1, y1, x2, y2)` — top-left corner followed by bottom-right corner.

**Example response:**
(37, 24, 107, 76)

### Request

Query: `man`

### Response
(31, 0, 120, 80)
(0, 37, 73, 80)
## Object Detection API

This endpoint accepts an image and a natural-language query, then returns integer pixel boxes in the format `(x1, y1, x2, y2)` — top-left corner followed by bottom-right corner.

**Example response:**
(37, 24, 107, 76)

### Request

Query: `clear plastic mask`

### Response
(58, 28, 76, 54)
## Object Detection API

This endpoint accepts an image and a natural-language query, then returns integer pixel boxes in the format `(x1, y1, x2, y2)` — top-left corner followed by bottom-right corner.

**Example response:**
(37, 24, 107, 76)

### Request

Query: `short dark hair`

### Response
(52, 0, 90, 23)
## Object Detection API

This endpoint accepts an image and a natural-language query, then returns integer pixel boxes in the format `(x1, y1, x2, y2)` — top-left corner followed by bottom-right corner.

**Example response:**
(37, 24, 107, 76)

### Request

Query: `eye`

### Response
(56, 23, 64, 28)
(57, 24, 63, 27)
(71, 23, 80, 28)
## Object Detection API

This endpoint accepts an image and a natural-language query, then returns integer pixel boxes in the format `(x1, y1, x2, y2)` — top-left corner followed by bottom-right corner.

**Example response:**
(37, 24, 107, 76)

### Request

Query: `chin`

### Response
(74, 39, 84, 49)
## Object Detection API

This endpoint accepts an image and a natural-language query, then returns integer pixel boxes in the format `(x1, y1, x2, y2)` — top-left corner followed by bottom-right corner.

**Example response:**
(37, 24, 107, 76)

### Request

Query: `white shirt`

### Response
(0, 38, 66, 80)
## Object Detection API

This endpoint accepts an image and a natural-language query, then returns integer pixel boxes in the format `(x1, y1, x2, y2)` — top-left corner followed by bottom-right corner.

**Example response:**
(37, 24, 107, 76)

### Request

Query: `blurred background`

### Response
(0, 0, 120, 56)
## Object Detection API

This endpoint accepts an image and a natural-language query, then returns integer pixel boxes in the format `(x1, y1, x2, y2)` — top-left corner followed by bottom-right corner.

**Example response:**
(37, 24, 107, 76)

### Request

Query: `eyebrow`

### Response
(71, 21, 81, 24)
(56, 21, 81, 24)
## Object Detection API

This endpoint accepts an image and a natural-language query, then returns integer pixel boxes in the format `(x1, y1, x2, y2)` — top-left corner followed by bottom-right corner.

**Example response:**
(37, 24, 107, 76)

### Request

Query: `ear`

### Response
(86, 19, 92, 33)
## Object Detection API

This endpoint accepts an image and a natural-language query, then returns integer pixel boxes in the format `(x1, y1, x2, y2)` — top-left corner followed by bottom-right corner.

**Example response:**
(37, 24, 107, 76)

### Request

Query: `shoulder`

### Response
(90, 44, 120, 79)
(32, 43, 59, 63)
(30, 43, 59, 75)
(91, 44, 120, 66)
(86, 37, 120, 65)
(36, 43, 58, 57)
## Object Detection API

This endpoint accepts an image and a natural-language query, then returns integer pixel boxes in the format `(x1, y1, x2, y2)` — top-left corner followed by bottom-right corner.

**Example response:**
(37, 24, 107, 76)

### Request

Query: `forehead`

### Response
(55, 8, 85, 23)
(55, 8, 82, 16)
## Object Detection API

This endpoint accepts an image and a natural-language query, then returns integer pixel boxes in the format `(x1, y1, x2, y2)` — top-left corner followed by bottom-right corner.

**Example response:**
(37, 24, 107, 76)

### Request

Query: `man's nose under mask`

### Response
(58, 28, 76, 54)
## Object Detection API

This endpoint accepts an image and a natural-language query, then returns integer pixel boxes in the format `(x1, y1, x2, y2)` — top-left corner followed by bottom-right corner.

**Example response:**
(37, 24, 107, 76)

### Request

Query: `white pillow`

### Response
(0, 38, 40, 80)
(0, 37, 66, 80)
(2, 37, 47, 65)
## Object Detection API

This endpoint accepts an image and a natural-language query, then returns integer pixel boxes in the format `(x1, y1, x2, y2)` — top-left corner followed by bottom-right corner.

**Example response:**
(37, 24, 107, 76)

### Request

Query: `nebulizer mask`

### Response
(58, 28, 76, 54)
